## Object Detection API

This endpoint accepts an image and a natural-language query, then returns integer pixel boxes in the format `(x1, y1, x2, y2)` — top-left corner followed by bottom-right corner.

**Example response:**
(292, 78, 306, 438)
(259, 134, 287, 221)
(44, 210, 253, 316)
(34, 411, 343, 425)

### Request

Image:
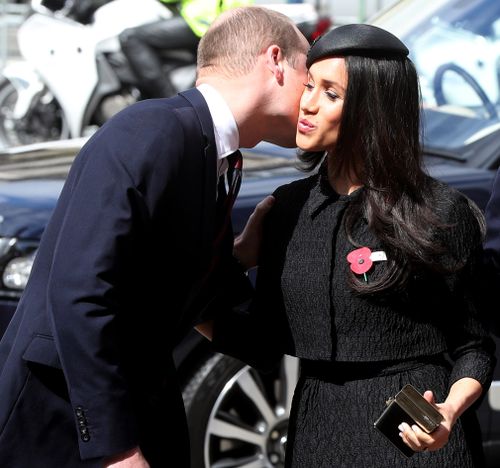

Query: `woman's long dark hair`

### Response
(299, 55, 458, 294)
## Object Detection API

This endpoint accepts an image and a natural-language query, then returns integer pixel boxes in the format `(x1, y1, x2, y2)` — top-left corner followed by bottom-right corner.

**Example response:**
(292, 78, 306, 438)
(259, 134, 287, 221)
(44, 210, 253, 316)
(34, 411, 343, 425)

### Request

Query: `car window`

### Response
(372, 0, 500, 166)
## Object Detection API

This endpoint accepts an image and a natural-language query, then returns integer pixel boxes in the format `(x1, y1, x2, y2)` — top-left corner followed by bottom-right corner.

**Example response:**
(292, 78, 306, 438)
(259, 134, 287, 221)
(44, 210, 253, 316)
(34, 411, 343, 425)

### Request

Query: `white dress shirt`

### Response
(197, 83, 239, 178)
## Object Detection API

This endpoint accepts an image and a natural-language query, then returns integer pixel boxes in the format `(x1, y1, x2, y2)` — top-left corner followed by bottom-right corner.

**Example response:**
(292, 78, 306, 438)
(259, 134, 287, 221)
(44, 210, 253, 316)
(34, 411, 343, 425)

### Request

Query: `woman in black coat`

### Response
(204, 23, 496, 467)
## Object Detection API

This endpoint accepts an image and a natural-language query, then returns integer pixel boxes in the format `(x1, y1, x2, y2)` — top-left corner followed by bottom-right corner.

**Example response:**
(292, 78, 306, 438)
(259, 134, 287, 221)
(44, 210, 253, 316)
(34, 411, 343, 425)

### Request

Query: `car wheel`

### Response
(183, 353, 299, 467)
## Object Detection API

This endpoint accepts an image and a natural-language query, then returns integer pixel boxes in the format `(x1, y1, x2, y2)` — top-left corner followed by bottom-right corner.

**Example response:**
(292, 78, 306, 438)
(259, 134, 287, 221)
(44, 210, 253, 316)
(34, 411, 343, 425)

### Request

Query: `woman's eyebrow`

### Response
(319, 78, 346, 93)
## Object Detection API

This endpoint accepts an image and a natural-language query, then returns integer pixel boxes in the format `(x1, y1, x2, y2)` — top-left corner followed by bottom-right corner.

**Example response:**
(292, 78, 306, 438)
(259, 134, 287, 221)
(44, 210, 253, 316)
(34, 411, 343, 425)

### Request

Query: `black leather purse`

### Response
(374, 384, 444, 457)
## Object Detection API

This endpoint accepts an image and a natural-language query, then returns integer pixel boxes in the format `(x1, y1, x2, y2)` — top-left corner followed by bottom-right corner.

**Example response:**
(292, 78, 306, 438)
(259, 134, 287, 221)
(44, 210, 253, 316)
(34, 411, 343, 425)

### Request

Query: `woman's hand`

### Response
(398, 390, 456, 452)
(233, 195, 275, 270)
(399, 378, 482, 453)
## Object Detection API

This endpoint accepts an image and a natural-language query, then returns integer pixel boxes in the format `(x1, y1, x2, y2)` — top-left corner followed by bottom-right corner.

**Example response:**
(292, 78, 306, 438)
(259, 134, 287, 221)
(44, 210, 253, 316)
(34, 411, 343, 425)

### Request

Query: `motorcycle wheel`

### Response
(0, 79, 70, 148)
(183, 352, 298, 468)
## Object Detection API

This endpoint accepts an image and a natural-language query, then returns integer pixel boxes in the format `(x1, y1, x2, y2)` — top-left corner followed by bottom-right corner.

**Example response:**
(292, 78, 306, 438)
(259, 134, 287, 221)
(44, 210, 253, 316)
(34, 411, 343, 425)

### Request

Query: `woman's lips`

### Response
(298, 119, 315, 134)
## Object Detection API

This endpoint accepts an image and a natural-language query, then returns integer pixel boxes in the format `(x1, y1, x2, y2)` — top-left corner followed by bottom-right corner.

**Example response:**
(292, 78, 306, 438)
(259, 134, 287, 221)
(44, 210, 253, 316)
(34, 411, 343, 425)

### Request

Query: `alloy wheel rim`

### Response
(204, 355, 299, 467)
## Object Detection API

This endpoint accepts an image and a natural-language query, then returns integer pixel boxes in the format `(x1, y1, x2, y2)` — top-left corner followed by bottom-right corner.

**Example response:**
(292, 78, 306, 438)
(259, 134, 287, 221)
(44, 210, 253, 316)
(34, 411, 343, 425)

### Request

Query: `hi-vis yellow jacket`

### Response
(160, 0, 254, 37)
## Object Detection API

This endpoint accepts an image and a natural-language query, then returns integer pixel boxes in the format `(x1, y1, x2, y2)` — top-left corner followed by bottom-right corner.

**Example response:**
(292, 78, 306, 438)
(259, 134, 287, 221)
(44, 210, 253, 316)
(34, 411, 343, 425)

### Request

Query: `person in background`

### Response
(119, 0, 253, 99)
(67, 0, 114, 24)
(0, 7, 308, 468)
(199, 23, 496, 467)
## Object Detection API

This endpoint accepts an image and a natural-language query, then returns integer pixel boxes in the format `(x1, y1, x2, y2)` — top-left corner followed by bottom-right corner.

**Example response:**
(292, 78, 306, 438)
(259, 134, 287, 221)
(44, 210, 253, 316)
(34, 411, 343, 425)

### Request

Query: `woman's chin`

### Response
(296, 135, 314, 151)
(296, 141, 320, 152)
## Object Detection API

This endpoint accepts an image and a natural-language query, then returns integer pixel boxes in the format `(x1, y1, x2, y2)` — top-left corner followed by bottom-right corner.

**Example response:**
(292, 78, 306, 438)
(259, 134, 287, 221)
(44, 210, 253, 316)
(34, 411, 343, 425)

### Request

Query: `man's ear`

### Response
(265, 45, 285, 84)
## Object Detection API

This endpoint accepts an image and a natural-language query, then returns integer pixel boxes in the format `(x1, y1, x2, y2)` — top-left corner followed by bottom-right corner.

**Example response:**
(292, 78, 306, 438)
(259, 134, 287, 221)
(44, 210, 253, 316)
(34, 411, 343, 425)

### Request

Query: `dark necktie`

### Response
(214, 150, 243, 248)
(226, 149, 243, 205)
(198, 150, 243, 303)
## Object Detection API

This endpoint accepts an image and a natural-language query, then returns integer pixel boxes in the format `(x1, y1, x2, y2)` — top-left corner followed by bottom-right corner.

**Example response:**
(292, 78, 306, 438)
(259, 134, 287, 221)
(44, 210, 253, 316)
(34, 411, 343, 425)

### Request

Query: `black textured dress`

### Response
(214, 168, 496, 467)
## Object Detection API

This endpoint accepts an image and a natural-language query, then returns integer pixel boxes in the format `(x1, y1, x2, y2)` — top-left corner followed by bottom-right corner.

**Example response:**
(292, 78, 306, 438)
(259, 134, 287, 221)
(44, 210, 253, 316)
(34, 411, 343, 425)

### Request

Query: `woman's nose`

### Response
(300, 91, 319, 114)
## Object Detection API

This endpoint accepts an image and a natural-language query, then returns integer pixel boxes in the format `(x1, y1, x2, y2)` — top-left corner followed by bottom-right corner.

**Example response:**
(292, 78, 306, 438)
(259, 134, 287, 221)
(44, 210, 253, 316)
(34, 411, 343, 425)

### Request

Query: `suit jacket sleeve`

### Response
(45, 103, 186, 460)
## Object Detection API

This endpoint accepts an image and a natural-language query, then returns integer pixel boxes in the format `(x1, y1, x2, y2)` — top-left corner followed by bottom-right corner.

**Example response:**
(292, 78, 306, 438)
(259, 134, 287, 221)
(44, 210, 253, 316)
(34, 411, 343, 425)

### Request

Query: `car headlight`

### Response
(3, 251, 36, 290)
(0, 237, 16, 257)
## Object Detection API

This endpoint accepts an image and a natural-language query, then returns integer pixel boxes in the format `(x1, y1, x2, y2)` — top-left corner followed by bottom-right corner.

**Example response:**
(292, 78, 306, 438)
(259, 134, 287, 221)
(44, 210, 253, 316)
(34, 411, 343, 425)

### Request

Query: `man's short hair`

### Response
(197, 6, 307, 76)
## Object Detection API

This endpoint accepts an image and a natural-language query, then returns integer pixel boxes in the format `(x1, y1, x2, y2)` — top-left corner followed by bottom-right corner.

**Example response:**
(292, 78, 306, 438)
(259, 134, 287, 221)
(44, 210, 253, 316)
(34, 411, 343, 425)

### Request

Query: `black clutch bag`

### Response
(373, 384, 444, 458)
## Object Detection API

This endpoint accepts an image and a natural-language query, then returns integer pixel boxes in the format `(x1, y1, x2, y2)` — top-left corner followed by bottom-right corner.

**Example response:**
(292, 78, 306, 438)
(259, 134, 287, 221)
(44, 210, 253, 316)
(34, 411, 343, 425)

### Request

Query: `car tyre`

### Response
(183, 352, 299, 468)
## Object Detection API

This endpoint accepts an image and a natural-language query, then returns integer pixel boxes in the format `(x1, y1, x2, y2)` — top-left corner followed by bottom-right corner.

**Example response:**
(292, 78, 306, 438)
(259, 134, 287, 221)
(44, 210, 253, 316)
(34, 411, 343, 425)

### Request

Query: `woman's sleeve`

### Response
(443, 195, 496, 390)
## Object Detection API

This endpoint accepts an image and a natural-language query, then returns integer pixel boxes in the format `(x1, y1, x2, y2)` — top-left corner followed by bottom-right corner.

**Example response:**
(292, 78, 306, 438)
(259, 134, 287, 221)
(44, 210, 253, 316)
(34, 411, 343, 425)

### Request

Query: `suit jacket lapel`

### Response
(179, 88, 218, 271)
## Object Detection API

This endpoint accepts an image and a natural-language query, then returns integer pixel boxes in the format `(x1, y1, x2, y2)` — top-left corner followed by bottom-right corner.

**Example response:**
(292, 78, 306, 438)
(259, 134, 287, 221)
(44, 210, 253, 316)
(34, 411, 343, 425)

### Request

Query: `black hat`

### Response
(306, 24, 409, 68)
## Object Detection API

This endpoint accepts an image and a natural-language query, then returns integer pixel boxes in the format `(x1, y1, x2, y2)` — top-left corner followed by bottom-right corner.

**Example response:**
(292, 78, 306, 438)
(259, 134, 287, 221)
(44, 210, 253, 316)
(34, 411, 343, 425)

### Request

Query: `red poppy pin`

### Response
(347, 247, 387, 282)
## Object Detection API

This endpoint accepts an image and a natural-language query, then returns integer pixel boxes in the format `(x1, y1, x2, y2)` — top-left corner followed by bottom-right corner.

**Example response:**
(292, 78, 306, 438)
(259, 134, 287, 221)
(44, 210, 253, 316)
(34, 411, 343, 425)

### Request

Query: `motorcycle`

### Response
(0, 0, 329, 147)
(0, 0, 177, 147)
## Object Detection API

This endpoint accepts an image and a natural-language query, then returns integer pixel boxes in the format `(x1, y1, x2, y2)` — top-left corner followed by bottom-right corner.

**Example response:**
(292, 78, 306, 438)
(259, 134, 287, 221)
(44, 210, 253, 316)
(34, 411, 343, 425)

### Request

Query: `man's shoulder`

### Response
(105, 98, 181, 128)
(120, 95, 194, 118)
(115, 89, 206, 117)
(99, 93, 208, 143)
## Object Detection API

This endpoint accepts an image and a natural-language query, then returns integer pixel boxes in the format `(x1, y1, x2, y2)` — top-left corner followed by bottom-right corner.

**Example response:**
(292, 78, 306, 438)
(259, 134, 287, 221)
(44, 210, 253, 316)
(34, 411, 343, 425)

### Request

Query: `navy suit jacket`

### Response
(0, 89, 223, 467)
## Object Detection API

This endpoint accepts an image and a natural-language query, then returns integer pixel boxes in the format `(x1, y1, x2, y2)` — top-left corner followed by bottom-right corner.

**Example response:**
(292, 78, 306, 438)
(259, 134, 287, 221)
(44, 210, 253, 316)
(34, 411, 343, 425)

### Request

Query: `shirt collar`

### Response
(307, 161, 363, 216)
(197, 83, 239, 160)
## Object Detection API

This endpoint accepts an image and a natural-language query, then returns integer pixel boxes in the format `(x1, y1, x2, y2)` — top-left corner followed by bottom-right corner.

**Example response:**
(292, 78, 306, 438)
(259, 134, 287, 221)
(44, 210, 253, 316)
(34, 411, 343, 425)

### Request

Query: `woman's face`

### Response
(296, 57, 347, 152)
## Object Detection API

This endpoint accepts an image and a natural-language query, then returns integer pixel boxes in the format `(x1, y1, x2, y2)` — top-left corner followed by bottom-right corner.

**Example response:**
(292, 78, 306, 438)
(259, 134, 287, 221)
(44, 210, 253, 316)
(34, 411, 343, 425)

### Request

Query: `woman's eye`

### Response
(304, 82, 314, 90)
(325, 91, 339, 101)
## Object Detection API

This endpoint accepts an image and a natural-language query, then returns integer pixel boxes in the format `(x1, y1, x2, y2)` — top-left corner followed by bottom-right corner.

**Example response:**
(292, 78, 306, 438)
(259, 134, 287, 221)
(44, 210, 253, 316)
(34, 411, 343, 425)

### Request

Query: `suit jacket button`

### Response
(78, 418, 87, 427)
(75, 406, 84, 418)
(81, 433, 91, 442)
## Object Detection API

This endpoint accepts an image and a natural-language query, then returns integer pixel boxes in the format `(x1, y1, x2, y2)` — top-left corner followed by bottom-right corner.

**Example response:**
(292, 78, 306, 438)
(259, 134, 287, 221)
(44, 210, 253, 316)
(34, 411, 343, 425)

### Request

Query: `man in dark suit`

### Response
(0, 6, 309, 468)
